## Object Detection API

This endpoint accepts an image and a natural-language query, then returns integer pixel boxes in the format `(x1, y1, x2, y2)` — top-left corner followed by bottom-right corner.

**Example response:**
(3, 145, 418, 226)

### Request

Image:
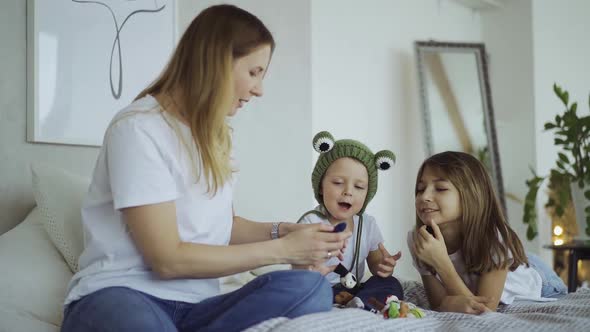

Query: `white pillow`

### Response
(31, 163, 89, 273)
(0, 207, 72, 327)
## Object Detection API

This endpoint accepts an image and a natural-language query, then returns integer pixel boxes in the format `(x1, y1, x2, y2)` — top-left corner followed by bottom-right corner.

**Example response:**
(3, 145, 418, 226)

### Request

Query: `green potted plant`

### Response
(523, 84, 590, 241)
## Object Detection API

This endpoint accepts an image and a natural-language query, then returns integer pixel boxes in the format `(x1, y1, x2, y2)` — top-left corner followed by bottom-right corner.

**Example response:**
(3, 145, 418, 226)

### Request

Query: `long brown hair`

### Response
(415, 151, 528, 273)
(137, 4, 275, 194)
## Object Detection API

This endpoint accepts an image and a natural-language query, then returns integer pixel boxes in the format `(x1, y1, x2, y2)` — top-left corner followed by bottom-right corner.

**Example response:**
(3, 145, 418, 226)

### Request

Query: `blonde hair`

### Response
(415, 151, 528, 273)
(136, 4, 275, 194)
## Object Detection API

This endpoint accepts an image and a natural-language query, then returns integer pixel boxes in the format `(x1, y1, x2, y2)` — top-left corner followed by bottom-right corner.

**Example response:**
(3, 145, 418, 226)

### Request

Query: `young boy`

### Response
(295, 131, 403, 307)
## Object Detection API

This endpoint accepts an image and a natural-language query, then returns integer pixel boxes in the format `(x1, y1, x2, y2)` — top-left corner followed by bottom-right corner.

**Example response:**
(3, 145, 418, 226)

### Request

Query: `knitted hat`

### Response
(311, 131, 396, 214)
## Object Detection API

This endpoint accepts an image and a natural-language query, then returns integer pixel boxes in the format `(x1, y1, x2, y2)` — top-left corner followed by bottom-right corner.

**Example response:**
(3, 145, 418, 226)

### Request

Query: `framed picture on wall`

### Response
(26, 0, 177, 146)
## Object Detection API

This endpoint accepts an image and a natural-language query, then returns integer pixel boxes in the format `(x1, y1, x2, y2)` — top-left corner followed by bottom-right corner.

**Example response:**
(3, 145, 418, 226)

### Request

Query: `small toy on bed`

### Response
(334, 291, 355, 306)
(383, 295, 425, 319)
(334, 263, 357, 289)
(368, 295, 425, 319)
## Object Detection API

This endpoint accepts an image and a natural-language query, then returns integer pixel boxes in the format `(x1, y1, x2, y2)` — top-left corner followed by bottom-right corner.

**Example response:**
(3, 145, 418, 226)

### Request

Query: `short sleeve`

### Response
(106, 119, 179, 210)
(406, 230, 433, 275)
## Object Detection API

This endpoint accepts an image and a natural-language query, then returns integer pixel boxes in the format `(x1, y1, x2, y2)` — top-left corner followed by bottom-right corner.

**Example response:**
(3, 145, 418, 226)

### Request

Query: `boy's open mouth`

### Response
(338, 202, 352, 210)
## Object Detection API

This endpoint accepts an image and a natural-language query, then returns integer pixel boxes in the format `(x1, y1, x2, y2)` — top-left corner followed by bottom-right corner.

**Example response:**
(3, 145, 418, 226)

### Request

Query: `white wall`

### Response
(311, 0, 482, 280)
(481, 0, 537, 252)
(482, 0, 590, 260)
(532, 0, 590, 174)
(178, 0, 313, 223)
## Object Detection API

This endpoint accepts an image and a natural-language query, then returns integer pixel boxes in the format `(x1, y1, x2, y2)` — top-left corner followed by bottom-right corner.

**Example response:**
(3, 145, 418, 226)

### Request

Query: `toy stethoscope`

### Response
(297, 209, 363, 289)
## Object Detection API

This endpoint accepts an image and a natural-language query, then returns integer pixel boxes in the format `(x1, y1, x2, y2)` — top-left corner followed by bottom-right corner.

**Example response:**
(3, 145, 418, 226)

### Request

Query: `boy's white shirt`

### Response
(406, 231, 555, 304)
(65, 95, 235, 305)
(300, 206, 384, 286)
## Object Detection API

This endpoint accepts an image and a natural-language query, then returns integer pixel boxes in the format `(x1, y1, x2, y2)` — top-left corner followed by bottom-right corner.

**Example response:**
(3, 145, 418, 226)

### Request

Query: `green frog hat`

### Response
(311, 131, 396, 214)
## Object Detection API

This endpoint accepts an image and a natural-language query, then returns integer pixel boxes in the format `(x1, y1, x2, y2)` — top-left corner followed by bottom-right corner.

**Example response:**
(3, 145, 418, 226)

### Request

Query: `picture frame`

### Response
(27, 0, 177, 146)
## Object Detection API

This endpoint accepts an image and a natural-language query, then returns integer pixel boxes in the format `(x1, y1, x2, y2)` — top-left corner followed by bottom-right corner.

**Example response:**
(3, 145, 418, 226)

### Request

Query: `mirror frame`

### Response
(415, 40, 506, 213)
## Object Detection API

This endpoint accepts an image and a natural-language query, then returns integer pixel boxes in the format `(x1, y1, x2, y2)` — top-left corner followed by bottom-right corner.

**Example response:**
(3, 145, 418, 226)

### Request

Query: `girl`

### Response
(61, 5, 349, 332)
(408, 151, 566, 314)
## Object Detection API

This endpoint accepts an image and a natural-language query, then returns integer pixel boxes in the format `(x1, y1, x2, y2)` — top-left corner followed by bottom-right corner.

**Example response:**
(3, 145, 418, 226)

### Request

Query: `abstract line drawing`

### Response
(27, 0, 174, 146)
(71, 0, 166, 99)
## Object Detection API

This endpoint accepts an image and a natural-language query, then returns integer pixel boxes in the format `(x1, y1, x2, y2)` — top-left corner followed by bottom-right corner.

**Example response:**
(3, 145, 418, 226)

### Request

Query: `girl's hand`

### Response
(437, 295, 492, 315)
(413, 220, 449, 271)
(374, 243, 401, 278)
(281, 223, 350, 266)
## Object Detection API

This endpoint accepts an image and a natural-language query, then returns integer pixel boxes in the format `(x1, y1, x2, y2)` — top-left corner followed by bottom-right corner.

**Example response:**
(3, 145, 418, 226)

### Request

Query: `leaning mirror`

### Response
(415, 40, 506, 212)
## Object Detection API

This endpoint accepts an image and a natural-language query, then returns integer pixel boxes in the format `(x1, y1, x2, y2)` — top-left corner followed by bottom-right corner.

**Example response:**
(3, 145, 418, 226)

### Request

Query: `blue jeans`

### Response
(61, 270, 332, 332)
(527, 252, 568, 297)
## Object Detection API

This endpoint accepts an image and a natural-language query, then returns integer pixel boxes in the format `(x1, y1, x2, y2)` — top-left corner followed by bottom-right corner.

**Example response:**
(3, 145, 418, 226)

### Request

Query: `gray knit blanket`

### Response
(246, 282, 590, 332)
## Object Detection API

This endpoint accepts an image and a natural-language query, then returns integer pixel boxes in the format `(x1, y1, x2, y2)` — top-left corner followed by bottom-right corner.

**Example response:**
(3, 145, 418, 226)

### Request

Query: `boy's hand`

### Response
(374, 243, 401, 278)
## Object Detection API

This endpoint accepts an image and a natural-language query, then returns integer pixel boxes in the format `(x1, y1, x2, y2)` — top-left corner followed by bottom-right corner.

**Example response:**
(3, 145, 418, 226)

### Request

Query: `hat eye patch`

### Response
(313, 137, 335, 153)
(312, 131, 335, 153)
(374, 150, 396, 171)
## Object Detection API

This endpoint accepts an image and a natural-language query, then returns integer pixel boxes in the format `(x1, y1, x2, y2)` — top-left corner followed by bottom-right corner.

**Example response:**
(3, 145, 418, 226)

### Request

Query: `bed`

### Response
(246, 284, 590, 331)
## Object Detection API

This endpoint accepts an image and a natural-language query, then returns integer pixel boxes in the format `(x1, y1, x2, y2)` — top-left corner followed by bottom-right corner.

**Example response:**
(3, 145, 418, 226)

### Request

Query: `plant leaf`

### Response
(558, 152, 569, 164)
(526, 226, 537, 241)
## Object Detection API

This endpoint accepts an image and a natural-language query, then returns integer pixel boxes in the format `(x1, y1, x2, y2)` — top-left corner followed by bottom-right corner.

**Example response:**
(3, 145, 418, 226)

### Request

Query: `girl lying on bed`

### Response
(408, 151, 567, 315)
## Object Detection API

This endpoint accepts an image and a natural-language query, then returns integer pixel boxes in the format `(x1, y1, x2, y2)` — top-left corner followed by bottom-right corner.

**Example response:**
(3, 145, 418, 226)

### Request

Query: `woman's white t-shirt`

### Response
(299, 206, 384, 286)
(65, 95, 234, 305)
(406, 231, 551, 304)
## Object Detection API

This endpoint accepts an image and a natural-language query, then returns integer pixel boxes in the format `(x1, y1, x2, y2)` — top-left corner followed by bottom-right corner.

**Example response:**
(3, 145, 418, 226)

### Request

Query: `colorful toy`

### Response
(367, 295, 425, 319)
(382, 295, 425, 319)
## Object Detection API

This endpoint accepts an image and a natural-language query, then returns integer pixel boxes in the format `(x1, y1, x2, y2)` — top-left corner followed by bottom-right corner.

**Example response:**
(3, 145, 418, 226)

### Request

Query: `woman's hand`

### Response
(437, 295, 492, 315)
(280, 223, 351, 266)
(413, 220, 450, 271)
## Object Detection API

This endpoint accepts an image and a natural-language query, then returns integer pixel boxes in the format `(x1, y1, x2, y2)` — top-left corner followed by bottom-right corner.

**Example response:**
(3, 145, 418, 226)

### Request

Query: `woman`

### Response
(61, 5, 350, 332)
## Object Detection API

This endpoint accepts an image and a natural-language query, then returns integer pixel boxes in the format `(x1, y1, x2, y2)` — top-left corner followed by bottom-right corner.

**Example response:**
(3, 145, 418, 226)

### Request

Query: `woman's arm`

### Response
(476, 268, 508, 310)
(123, 201, 350, 279)
(230, 215, 304, 245)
